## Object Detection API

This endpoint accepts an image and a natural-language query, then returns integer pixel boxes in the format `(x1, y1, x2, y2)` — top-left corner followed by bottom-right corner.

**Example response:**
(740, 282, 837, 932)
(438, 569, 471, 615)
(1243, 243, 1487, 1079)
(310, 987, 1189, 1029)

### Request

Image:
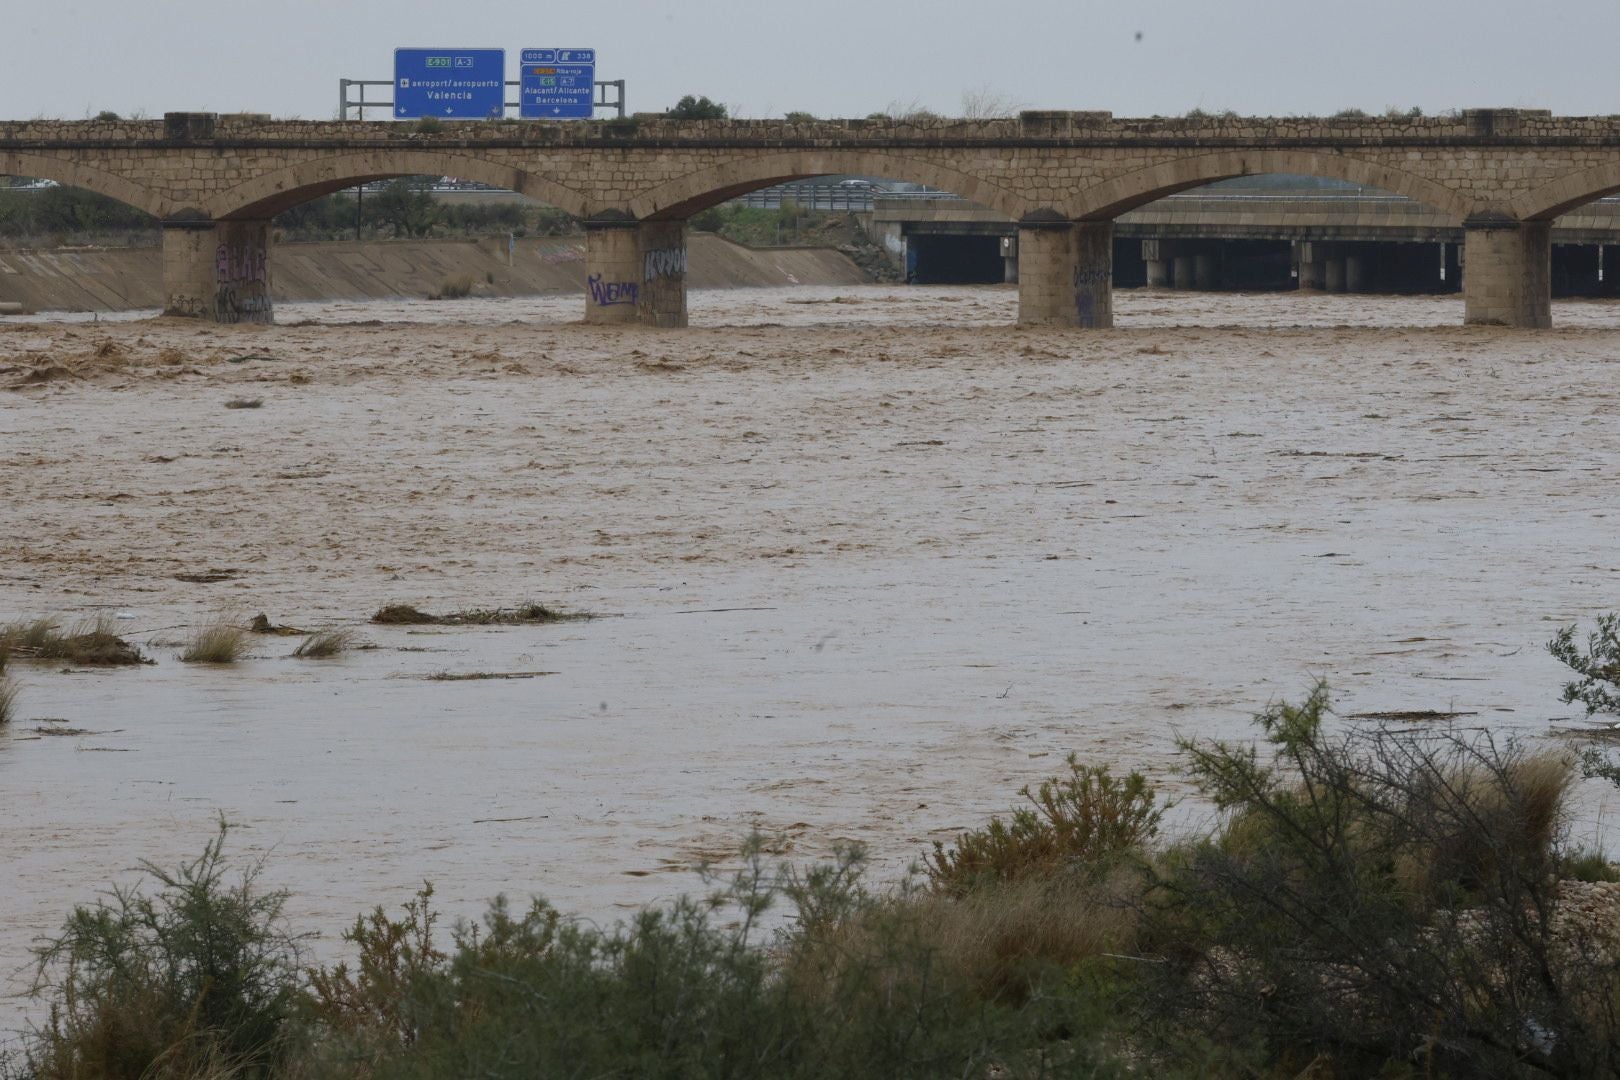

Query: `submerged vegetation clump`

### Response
(0, 615, 146, 666)
(291, 627, 357, 659)
(249, 612, 305, 636)
(370, 602, 588, 626)
(180, 618, 250, 664)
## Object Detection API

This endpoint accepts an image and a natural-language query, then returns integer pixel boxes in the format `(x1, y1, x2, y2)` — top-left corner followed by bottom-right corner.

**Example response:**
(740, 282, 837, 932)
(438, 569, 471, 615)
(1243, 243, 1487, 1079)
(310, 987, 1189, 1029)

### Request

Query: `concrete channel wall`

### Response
(0, 233, 869, 314)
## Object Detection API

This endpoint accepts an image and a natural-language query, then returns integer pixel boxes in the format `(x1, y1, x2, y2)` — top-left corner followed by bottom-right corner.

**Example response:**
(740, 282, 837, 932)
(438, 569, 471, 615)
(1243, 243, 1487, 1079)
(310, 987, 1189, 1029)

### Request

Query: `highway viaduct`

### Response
(7, 107, 1620, 328)
(872, 184, 1620, 293)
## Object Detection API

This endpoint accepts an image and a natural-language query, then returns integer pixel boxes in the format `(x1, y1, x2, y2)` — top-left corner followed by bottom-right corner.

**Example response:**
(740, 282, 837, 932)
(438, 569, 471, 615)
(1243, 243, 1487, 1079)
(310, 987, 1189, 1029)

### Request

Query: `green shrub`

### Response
(926, 754, 1163, 895)
(1138, 685, 1611, 1078)
(1559, 846, 1620, 883)
(302, 837, 1131, 1078)
(689, 206, 724, 232)
(1550, 613, 1620, 718)
(25, 823, 306, 1079)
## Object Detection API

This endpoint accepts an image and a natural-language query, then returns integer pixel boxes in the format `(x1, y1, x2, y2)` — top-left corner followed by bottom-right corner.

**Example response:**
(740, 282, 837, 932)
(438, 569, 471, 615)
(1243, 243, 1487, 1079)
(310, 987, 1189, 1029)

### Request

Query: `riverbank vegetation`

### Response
(9, 621, 1620, 1078)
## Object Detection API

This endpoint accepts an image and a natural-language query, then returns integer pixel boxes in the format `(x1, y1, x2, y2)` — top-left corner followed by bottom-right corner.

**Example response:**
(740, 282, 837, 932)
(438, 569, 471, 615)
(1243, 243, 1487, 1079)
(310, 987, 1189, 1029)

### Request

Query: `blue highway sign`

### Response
(394, 48, 505, 119)
(521, 47, 595, 119)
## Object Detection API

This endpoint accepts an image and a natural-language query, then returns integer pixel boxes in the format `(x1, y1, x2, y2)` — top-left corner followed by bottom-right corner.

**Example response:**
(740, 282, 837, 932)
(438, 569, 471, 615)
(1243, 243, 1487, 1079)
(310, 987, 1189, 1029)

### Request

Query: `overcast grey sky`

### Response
(6, 0, 1618, 121)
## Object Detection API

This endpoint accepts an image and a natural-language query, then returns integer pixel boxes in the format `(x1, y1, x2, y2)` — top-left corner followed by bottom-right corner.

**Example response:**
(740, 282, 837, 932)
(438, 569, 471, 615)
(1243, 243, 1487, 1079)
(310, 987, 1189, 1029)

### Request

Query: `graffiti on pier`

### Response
(1073, 264, 1111, 329)
(587, 273, 639, 306)
(214, 242, 271, 325)
(643, 246, 687, 282)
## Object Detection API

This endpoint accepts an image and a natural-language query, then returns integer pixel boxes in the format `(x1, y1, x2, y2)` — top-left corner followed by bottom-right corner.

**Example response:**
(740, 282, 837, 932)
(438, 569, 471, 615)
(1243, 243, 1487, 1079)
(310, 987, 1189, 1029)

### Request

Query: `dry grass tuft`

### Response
(917, 876, 1137, 1005)
(0, 677, 15, 725)
(181, 619, 249, 664)
(429, 274, 474, 300)
(0, 615, 146, 666)
(1395, 751, 1576, 906)
(292, 628, 356, 659)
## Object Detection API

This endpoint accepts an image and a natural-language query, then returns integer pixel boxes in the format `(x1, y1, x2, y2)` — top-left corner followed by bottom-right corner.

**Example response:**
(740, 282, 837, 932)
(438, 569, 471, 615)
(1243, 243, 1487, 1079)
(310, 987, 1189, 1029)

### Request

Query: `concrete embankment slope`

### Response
(0, 234, 869, 313)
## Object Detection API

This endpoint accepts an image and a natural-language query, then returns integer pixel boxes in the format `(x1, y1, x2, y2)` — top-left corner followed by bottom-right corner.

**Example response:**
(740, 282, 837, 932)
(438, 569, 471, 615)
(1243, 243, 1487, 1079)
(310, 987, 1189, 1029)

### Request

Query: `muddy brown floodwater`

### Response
(3, 285, 1620, 1040)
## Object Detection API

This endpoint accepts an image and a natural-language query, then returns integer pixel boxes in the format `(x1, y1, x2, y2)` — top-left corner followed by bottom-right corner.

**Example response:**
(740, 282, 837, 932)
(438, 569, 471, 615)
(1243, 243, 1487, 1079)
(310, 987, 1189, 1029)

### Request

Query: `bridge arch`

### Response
(0, 151, 169, 219)
(207, 151, 592, 220)
(628, 151, 1028, 221)
(1069, 150, 1474, 222)
(1513, 160, 1620, 221)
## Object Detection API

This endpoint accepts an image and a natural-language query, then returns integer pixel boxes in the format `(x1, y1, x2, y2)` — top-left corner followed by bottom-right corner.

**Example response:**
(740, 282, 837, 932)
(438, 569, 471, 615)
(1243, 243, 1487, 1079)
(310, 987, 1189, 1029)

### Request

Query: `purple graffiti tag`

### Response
(587, 273, 639, 306)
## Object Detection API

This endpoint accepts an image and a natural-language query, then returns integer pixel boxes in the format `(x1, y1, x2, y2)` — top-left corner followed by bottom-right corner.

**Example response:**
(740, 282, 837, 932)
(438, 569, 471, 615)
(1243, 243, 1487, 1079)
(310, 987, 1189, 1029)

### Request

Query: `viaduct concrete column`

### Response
(1172, 254, 1197, 290)
(638, 220, 688, 328)
(584, 220, 643, 325)
(1324, 257, 1347, 293)
(1015, 216, 1113, 328)
(1344, 254, 1367, 293)
(1142, 239, 1169, 287)
(1295, 241, 1322, 291)
(1193, 253, 1217, 291)
(161, 219, 273, 324)
(1463, 218, 1551, 327)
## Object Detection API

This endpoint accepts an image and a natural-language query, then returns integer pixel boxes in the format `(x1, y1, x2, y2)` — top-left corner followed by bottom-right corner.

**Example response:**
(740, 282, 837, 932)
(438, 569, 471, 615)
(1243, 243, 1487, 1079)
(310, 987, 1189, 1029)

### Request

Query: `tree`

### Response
(666, 95, 727, 120)
(367, 177, 442, 238)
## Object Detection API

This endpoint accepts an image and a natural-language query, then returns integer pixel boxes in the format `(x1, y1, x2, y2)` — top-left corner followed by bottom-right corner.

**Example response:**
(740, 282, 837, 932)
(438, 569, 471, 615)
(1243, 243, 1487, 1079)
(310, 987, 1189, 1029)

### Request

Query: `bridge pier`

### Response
(161, 219, 273, 324)
(1141, 240, 1169, 287)
(639, 221, 688, 328)
(1016, 218, 1113, 328)
(1463, 218, 1551, 328)
(584, 218, 688, 327)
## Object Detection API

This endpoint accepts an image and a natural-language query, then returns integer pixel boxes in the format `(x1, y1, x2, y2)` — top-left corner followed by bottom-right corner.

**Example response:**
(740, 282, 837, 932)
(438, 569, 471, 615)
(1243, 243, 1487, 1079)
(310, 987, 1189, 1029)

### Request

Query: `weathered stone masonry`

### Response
(7, 107, 1620, 327)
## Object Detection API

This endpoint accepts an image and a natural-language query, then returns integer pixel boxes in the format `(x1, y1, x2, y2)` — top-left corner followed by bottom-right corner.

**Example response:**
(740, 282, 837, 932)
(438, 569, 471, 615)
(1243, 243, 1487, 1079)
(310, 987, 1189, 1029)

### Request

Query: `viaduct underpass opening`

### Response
(906, 233, 1005, 284)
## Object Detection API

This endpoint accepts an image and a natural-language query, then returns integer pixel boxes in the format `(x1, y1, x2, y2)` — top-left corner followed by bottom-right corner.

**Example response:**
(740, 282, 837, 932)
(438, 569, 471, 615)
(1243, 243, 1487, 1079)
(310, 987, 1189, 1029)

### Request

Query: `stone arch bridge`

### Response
(5, 108, 1619, 328)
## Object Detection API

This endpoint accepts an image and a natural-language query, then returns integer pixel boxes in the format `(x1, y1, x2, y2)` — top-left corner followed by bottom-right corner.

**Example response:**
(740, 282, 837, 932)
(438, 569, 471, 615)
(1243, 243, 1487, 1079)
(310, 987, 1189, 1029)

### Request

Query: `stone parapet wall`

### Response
(10, 110, 1620, 149)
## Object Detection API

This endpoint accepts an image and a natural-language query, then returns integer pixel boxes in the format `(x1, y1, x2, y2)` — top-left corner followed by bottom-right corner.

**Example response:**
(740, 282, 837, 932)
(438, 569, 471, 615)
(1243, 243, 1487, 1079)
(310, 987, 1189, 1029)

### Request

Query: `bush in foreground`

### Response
(302, 839, 1127, 1078)
(25, 822, 305, 1080)
(926, 754, 1163, 896)
(1140, 685, 1616, 1078)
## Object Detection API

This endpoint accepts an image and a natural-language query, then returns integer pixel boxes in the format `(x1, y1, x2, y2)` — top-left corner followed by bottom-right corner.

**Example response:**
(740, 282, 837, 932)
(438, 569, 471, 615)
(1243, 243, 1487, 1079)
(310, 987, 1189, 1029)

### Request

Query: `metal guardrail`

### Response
(337, 78, 626, 120)
(731, 183, 954, 212)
